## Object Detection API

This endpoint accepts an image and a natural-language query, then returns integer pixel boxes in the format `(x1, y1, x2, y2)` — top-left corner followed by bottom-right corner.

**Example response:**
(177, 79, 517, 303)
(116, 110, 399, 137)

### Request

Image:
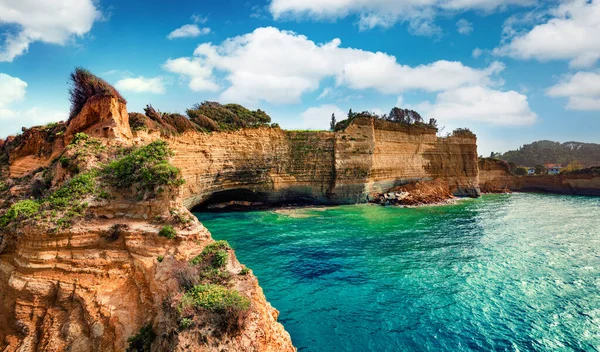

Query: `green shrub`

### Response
(452, 128, 476, 138)
(71, 132, 89, 145)
(514, 167, 528, 176)
(181, 284, 250, 312)
(102, 141, 184, 191)
(190, 240, 231, 266)
(157, 255, 164, 263)
(126, 324, 155, 352)
(159, 225, 176, 240)
(240, 267, 250, 275)
(186, 102, 271, 131)
(212, 250, 228, 268)
(129, 112, 148, 131)
(69, 67, 127, 121)
(200, 267, 232, 285)
(180, 284, 251, 333)
(0, 200, 40, 227)
(179, 317, 194, 330)
(47, 172, 97, 209)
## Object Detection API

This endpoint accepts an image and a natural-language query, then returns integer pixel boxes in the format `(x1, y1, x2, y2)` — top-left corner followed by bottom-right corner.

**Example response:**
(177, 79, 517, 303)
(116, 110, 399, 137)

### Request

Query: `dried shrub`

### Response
(173, 261, 200, 291)
(191, 114, 219, 132)
(128, 113, 148, 132)
(68, 68, 126, 121)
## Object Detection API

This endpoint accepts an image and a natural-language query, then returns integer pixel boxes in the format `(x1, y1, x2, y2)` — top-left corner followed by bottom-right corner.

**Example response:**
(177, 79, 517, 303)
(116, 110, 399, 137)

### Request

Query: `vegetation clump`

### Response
(191, 240, 231, 266)
(491, 140, 600, 168)
(159, 225, 176, 240)
(186, 102, 271, 131)
(334, 107, 438, 132)
(180, 284, 251, 333)
(102, 141, 184, 192)
(451, 128, 476, 138)
(126, 324, 156, 352)
(0, 200, 40, 227)
(69, 67, 126, 121)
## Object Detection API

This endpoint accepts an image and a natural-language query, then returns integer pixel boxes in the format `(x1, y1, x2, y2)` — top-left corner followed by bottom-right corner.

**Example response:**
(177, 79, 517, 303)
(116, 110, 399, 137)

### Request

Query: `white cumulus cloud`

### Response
(167, 24, 211, 39)
(269, 0, 534, 33)
(163, 27, 506, 105)
(546, 71, 600, 111)
(115, 76, 166, 94)
(163, 57, 220, 92)
(0, 0, 101, 62)
(456, 19, 473, 35)
(494, 0, 600, 68)
(0, 73, 67, 137)
(0, 73, 27, 108)
(411, 85, 537, 126)
(300, 104, 345, 130)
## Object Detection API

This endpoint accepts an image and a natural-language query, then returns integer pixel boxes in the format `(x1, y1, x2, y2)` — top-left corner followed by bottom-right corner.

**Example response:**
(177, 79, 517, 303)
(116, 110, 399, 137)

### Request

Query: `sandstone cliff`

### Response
(478, 158, 600, 196)
(0, 96, 295, 352)
(170, 118, 480, 210)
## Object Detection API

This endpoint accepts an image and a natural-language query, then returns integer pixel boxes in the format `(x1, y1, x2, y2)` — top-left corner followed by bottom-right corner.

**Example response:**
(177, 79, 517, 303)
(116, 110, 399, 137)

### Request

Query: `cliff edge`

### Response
(0, 87, 294, 351)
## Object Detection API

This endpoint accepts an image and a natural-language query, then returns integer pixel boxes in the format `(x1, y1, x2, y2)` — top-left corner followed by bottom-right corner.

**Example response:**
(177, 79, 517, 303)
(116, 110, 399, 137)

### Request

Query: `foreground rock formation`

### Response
(0, 96, 294, 351)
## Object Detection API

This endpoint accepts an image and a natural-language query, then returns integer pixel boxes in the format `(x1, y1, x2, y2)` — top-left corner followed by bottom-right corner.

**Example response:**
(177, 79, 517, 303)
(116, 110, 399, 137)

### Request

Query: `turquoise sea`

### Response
(195, 194, 600, 351)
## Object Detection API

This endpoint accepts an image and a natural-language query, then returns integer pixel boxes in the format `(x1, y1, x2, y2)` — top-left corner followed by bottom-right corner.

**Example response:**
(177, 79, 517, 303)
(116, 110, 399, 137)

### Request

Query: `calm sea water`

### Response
(195, 194, 600, 351)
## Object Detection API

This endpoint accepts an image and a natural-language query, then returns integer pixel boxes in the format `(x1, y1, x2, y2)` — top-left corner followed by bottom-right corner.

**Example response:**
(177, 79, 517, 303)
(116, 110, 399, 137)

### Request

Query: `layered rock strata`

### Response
(0, 97, 295, 352)
(170, 118, 480, 209)
(478, 158, 600, 196)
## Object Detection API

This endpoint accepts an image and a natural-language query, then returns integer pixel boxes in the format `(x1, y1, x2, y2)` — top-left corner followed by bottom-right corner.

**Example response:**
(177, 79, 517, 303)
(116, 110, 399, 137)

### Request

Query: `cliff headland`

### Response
(1, 68, 598, 351)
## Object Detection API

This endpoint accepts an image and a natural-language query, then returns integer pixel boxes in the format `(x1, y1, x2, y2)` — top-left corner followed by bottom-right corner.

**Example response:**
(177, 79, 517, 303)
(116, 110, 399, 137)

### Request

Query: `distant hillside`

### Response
(493, 140, 600, 167)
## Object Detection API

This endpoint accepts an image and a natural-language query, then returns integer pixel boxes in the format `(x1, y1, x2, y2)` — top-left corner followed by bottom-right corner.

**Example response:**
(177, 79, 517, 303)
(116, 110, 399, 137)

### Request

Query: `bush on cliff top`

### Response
(186, 101, 271, 131)
(451, 128, 476, 138)
(68, 67, 127, 121)
(334, 107, 438, 132)
(102, 140, 184, 191)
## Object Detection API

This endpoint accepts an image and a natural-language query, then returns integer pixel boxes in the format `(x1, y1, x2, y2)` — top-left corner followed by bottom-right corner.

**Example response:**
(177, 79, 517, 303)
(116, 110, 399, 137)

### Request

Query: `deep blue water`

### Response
(195, 194, 600, 351)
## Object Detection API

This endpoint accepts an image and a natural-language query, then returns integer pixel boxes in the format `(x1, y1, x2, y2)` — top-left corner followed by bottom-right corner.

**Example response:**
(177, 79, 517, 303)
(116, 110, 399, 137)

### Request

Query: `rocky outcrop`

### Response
(478, 158, 515, 193)
(5, 96, 133, 178)
(479, 158, 600, 196)
(64, 95, 133, 142)
(512, 173, 600, 196)
(369, 178, 455, 206)
(171, 118, 480, 209)
(0, 97, 295, 351)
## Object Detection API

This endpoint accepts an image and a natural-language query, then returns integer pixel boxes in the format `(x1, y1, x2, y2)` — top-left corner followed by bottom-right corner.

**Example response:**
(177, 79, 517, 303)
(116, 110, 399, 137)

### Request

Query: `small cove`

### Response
(195, 194, 600, 351)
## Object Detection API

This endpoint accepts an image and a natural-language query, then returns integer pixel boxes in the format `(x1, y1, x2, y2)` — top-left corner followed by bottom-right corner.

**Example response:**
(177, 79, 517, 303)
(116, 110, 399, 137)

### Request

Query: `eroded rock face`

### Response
(0, 215, 295, 351)
(478, 158, 600, 196)
(6, 96, 132, 178)
(64, 96, 133, 143)
(0, 97, 295, 351)
(478, 158, 516, 193)
(170, 118, 480, 209)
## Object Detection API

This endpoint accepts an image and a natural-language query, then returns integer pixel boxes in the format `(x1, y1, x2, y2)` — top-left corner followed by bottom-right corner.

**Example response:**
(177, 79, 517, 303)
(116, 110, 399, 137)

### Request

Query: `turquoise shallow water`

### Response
(195, 194, 600, 351)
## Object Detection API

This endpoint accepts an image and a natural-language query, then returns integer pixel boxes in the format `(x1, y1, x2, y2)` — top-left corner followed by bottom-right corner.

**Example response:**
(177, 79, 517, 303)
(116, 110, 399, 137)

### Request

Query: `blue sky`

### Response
(1, 0, 599, 155)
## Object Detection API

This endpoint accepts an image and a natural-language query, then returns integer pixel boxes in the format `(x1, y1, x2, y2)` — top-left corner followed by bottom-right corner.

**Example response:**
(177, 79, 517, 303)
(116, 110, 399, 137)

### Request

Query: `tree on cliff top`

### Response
(68, 68, 127, 121)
